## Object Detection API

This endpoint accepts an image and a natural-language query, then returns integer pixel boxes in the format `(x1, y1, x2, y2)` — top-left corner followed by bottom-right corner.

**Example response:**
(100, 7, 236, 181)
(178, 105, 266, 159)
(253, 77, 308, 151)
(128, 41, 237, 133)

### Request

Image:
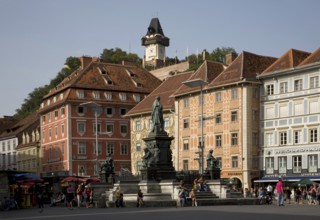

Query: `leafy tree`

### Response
(100, 48, 140, 65)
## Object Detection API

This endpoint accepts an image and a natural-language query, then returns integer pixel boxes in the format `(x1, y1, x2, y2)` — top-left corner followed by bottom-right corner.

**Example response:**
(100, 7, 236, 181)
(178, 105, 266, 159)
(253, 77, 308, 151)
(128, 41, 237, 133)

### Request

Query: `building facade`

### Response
(38, 57, 161, 177)
(126, 71, 193, 174)
(257, 48, 320, 182)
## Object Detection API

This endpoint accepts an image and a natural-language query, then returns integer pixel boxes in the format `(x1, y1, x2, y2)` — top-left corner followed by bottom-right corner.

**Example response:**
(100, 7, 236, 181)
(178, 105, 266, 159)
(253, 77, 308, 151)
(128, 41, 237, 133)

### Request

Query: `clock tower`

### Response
(141, 17, 169, 68)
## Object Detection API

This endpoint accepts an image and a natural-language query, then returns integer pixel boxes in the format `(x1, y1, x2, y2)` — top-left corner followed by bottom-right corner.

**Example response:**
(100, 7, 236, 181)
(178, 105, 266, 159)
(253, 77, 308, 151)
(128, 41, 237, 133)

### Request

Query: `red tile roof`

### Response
(209, 51, 277, 87)
(261, 49, 310, 75)
(298, 48, 320, 66)
(126, 71, 194, 116)
(39, 61, 162, 113)
(172, 61, 226, 97)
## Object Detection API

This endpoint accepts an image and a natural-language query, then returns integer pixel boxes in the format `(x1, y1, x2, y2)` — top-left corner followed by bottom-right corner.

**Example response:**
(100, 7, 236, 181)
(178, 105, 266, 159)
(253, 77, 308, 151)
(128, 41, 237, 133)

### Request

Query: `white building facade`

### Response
(258, 49, 320, 182)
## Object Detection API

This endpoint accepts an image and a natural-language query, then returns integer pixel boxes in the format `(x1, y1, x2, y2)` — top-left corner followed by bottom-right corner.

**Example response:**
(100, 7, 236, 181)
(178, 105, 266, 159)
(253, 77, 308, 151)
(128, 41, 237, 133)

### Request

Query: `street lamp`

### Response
(182, 79, 208, 175)
(80, 101, 100, 177)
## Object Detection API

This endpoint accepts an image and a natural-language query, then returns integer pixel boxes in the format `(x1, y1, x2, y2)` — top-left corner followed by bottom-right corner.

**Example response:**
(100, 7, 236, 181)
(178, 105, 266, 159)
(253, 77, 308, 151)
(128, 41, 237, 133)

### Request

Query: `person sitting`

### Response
(178, 188, 187, 207)
(115, 187, 124, 208)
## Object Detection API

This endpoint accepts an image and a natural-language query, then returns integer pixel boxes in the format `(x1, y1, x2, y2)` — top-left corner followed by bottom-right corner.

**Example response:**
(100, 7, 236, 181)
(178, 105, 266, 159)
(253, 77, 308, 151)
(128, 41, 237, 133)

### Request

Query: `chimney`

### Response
(225, 52, 238, 65)
(79, 56, 93, 69)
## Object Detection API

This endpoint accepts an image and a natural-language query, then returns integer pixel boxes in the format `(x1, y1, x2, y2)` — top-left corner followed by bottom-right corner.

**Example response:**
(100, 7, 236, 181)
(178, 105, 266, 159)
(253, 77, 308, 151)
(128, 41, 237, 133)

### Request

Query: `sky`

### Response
(0, 0, 319, 117)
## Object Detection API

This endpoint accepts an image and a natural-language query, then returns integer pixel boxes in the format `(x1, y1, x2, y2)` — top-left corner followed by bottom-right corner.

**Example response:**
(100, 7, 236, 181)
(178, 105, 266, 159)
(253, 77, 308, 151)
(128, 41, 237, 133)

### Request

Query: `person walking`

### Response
(66, 184, 74, 209)
(189, 189, 197, 207)
(276, 178, 284, 206)
(136, 189, 144, 208)
(285, 186, 292, 204)
(76, 185, 82, 208)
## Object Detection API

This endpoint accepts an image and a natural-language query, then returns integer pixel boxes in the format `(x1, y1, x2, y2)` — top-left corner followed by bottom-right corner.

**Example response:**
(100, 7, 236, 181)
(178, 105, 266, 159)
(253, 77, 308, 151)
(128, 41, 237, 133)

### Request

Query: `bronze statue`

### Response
(151, 96, 164, 132)
(206, 149, 218, 168)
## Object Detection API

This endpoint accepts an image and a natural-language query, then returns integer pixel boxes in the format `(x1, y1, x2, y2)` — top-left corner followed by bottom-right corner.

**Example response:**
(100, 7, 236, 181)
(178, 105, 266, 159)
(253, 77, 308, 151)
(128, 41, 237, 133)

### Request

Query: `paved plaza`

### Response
(0, 204, 319, 220)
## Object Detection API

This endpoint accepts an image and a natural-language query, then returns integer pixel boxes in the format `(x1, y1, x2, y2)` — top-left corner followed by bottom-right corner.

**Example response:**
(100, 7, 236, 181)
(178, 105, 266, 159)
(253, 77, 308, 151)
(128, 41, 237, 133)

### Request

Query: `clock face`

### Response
(148, 45, 156, 58)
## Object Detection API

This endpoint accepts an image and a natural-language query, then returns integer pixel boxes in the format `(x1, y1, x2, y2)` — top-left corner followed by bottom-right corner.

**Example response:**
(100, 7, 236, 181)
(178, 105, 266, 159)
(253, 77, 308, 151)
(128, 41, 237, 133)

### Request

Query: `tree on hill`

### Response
(187, 47, 237, 71)
(100, 47, 141, 65)
(14, 57, 81, 119)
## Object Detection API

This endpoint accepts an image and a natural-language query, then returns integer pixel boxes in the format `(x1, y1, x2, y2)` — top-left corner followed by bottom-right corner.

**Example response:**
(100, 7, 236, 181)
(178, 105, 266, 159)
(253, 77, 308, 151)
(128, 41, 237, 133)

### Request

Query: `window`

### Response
(92, 91, 100, 99)
(107, 143, 114, 155)
(135, 121, 141, 131)
(310, 76, 319, 89)
(294, 79, 303, 91)
(183, 98, 189, 108)
(308, 155, 318, 172)
(231, 156, 238, 168)
(164, 117, 170, 128)
(279, 105, 288, 117)
(279, 82, 288, 94)
(78, 142, 86, 154)
(294, 130, 302, 144)
(183, 118, 189, 129)
(293, 156, 302, 173)
(93, 122, 101, 134)
(61, 143, 64, 155)
(60, 107, 65, 116)
(309, 100, 319, 114)
(77, 90, 85, 98)
(136, 143, 141, 151)
(266, 84, 274, 95)
(252, 132, 258, 145)
(183, 160, 189, 171)
(215, 92, 221, 102)
(231, 89, 237, 99)
(183, 139, 189, 150)
(77, 122, 85, 133)
(120, 143, 128, 155)
(48, 113, 52, 121)
(231, 111, 237, 122)
(278, 157, 287, 174)
(54, 126, 58, 136)
(266, 132, 274, 146)
(133, 94, 141, 102)
(215, 113, 222, 124)
(215, 135, 222, 147)
(119, 93, 127, 101)
(216, 157, 222, 168)
(54, 110, 58, 118)
(106, 123, 114, 133)
(106, 107, 113, 115)
(294, 102, 303, 115)
(78, 106, 85, 114)
(61, 124, 65, 135)
(231, 133, 238, 145)
(93, 142, 102, 155)
(42, 115, 46, 123)
(120, 108, 127, 116)
(49, 127, 52, 138)
(266, 157, 274, 174)
(280, 131, 287, 145)
(310, 129, 318, 143)
(120, 124, 128, 133)
(266, 107, 275, 119)
(105, 93, 112, 100)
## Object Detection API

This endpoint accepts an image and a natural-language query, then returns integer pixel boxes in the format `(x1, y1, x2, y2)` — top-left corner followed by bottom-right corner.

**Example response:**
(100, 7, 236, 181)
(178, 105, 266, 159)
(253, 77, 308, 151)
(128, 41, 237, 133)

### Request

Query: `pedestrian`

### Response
(316, 184, 320, 205)
(84, 186, 92, 208)
(136, 189, 144, 208)
(178, 188, 187, 207)
(66, 184, 74, 209)
(285, 186, 292, 204)
(37, 189, 44, 212)
(189, 189, 197, 207)
(76, 185, 82, 208)
(276, 178, 284, 206)
(267, 184, 273, 200)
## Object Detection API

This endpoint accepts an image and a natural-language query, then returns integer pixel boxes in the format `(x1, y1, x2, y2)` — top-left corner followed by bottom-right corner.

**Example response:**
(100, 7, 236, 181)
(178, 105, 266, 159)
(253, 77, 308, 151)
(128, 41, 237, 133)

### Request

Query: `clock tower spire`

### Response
(141, 17, 169, 68)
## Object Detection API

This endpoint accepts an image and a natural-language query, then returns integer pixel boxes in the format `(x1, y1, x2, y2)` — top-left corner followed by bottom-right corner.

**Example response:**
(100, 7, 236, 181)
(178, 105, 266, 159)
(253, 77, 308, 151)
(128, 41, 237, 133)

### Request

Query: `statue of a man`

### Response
(151, 96, 164, 132)
(206, 149, 217, 168)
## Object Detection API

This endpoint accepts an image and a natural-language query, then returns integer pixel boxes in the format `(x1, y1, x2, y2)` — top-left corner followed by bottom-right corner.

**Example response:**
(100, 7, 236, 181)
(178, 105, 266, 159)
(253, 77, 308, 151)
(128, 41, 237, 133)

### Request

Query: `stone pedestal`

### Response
(206, 168, 221, 179)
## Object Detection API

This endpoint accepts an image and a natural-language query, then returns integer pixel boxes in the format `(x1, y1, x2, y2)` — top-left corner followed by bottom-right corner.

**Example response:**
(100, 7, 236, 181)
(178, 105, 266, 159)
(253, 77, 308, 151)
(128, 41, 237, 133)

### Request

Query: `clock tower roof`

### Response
(141, 17, 169, 47)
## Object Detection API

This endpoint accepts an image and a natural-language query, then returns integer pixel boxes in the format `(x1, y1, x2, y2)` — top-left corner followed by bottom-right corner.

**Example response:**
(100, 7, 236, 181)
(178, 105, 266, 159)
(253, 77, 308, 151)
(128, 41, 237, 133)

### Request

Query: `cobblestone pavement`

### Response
(0, 203, 319, 220)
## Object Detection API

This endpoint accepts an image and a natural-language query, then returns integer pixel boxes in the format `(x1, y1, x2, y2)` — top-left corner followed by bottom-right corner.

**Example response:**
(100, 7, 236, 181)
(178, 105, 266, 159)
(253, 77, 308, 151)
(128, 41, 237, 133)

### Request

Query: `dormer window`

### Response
(77, 90, 85, 99)
(105, 93, 112, 100)
(92, 91, 100, 99)
(119, 93, 127, 101)
(53, 96, 57, 103)
(135, 82, 142, 87)
(133, 94, 141, 102)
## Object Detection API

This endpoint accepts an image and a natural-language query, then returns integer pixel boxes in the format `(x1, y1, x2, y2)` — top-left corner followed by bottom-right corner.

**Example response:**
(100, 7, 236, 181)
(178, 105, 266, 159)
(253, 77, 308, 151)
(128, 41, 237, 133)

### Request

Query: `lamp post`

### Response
(183, 79, 208, 175)
(80, 101, 100, 177)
